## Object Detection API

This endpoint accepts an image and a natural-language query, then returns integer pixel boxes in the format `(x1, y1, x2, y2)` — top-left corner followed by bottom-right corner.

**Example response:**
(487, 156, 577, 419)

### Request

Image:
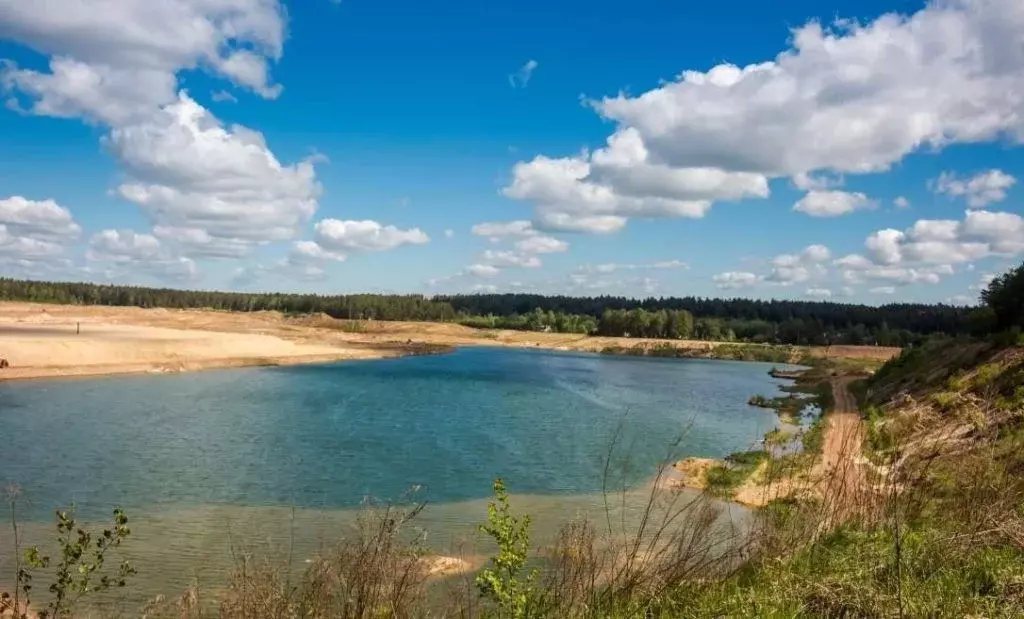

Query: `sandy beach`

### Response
(0, 302, 900, 381)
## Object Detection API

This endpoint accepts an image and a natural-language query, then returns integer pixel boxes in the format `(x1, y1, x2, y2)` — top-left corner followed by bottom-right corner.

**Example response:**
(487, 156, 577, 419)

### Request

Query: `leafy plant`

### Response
(2, 505, 136, 619)
(476, 479, 540, 618)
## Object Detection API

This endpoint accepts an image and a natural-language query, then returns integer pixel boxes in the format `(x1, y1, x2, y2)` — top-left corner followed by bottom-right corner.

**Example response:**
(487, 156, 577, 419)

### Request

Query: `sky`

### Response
(0, 0, 1022, 305)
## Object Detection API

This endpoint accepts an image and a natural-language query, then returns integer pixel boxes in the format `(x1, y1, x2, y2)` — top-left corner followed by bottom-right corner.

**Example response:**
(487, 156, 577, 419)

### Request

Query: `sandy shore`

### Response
(0, 303, 400, 381)
(0, 302, 900, 381)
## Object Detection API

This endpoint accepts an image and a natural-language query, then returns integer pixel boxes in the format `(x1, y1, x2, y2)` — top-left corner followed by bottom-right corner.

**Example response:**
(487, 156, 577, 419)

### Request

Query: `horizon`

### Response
(1, 0, 1022, 304)
(0, 274, 982, 310)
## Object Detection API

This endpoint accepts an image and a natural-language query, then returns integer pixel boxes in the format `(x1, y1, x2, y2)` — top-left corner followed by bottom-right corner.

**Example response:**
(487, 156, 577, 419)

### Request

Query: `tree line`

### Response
(438, 293, 978, 346)
(0, 275, 998, 346)
(0, 278, 456, 322)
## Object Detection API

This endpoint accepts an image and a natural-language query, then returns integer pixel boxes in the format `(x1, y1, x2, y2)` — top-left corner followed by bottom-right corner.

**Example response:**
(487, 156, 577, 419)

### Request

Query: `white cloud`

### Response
(894, 196, 910, 209)
(933, 169, 1017, 207)
(793, 190, 876, 217)
(515, 235, 568, 254)
(806, 288, 832, 298)
(465, 264, 500, 278)
(861, 210, 1024, 266)
(86, 229, 162, 262)
(0, 196, 81, 240)
(152, 225, 251, 258)
(289, 240, 345, 263)
(314, 219, 429, 253)
(712, 271, 760, 290)
(0, 195, 79, 266)
(592, 1, 1024, 177)
(501, 0, 1024, 235)
(86, 228, 197, 283)
(0, 0, 285, 123)
(480, 250, 541, 269)
(471, 283, 499, 293)
(0, 1, 308, 276)
(509, 59, 538, 88)
(504, 129, 768, 234)
(869, 286, 896, 295)
(470, 220, 537, 238)
(109, 94, 322, 250)
(765, 244, 831, 285)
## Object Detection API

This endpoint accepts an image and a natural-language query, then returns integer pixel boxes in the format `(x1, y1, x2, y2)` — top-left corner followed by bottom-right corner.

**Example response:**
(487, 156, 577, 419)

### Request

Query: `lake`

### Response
(0, 347, 797, 601)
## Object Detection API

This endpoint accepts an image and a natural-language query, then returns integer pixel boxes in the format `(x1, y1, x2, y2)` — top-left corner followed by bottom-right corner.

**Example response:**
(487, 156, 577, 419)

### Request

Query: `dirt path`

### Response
(817, 377, 870, 522)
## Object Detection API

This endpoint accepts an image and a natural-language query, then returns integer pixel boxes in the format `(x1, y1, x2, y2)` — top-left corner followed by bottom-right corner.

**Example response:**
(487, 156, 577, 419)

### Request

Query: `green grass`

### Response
(704, 450, 769, 497)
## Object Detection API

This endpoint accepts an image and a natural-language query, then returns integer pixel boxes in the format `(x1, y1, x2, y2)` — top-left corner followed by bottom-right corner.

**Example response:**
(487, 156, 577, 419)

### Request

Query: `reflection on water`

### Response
(0, 347, 791, 605)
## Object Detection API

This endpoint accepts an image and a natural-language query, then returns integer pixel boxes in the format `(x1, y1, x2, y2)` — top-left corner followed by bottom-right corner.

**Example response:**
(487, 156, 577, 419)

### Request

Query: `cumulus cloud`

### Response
(0, 196, 81, 241)
(894, 196, 910, 209)
(793, 190, 876, 217)
(86, 228, 197, 283)
(806, 288, 832, 298)
(932, 169, 1017, 207)
(504, 129, 768, 233)
(314, 219, 429, 253)
(504, 0, 1024, 234)
(86, 229, 161, 262)
(0, 195, 82, 267)
(593, 0, 1024, 176)
(713, 271, 760, 290)
(0, 1, 315, 275)
(109, 94, 321, 250)
(765, 244, 831, 285)
(509, 59, 538, 88)
(869, 286, 896, 295)
(856, 210, 1024, 267)
(0, 0, 285, 123)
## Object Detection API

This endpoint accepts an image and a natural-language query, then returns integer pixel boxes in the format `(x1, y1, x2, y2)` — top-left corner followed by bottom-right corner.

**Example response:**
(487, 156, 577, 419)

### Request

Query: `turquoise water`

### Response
(0, 347, 795, 601)
(2, 347, 792, 520)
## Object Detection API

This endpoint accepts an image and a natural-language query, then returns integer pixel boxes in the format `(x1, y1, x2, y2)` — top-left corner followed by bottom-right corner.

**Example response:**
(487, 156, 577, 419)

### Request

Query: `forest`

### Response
(0, 276, 987, 346)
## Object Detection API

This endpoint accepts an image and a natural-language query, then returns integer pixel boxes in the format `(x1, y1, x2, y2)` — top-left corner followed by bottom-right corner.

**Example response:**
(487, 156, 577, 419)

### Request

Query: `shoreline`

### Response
(0, 302, 898, 383)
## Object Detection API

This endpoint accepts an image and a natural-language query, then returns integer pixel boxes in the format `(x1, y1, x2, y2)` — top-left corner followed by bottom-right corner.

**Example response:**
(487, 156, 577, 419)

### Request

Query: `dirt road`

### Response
(817, 377, 870, 522)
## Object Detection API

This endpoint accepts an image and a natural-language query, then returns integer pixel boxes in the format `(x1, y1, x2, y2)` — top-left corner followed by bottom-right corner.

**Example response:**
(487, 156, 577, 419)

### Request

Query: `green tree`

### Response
(981, 262, 1024, 331)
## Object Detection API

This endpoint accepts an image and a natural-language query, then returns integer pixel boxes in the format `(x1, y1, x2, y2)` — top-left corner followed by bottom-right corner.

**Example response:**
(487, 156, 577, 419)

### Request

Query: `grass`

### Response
(704, 450, 769, 497)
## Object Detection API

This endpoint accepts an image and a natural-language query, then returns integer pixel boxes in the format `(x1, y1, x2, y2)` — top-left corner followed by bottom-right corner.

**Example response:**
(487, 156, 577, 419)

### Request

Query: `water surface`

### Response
(0, 347, 795, 601)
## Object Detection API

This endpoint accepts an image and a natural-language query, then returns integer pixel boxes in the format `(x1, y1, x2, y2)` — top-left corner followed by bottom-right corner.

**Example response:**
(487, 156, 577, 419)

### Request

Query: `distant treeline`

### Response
(438, 294, 979, 347)
(0, 278, 456, 322)
(0, 277, 982, 347)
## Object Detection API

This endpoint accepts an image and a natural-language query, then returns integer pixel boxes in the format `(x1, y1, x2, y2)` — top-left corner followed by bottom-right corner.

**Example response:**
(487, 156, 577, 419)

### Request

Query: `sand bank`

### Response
(0, 304, 396, 381)
(0, 302, 899, 382)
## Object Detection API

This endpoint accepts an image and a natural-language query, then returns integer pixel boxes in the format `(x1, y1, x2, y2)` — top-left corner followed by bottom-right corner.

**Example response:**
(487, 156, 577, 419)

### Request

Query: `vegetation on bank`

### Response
(703, 451, 770, 497)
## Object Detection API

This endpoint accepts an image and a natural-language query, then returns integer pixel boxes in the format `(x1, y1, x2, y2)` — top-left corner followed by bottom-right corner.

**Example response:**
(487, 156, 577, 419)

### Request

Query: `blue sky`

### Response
(0, 0, 1022, 304)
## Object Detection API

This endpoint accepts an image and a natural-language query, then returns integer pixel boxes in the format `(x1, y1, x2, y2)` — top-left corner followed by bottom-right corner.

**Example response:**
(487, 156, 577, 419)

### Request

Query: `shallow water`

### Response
(0, 347, 796, 602)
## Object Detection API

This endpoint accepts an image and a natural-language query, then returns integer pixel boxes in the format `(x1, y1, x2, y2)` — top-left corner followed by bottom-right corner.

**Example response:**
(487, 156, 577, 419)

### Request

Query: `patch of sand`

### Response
(0, 302, 900, 382)
(662, 457, 716, 491)
(0, 303, 395, 381)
